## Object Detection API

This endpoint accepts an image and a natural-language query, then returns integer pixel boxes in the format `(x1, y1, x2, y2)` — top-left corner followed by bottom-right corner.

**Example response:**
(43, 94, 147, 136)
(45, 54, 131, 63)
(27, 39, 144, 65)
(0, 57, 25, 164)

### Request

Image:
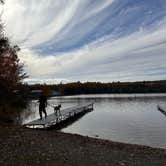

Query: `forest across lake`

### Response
(21, 80, 166, 98)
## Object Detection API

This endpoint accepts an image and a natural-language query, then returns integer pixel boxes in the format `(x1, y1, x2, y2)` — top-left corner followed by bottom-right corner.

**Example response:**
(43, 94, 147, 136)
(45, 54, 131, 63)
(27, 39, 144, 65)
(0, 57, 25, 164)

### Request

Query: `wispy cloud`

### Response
(1, 0, 166, 83)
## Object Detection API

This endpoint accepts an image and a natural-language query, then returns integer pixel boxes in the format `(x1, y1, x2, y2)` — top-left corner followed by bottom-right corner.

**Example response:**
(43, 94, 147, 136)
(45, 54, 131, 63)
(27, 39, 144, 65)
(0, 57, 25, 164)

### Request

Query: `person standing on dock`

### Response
(38, 92, 47, 120)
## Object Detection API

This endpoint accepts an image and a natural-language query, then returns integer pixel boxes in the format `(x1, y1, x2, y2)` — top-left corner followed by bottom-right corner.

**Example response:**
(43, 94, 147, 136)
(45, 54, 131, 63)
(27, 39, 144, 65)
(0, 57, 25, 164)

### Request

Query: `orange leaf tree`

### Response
(0, 0, 28, 122)
(0, 1, 27, 99)
(0, 38, 27, 89)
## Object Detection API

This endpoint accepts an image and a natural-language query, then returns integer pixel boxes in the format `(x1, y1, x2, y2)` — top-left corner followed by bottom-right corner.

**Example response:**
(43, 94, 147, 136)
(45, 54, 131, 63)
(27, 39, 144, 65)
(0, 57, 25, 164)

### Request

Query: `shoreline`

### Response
(62, 131, 166, 150)
(0, 124, 165, 166)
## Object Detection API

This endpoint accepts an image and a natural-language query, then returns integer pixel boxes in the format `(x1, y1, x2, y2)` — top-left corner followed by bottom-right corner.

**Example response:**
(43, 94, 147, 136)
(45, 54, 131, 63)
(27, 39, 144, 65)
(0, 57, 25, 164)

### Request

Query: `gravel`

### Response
(0, 124, 165, 166)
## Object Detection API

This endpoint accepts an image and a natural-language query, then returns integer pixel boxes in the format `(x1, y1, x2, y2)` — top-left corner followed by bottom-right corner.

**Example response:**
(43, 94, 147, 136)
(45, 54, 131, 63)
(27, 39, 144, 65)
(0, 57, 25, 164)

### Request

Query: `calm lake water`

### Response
(22, 94, 166, 148)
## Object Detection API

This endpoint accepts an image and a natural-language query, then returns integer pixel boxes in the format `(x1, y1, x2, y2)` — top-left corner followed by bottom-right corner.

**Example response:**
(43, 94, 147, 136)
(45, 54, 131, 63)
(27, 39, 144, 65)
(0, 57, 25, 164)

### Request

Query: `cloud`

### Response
(1, 0, 166, 83)
(2, 0, 80, 46)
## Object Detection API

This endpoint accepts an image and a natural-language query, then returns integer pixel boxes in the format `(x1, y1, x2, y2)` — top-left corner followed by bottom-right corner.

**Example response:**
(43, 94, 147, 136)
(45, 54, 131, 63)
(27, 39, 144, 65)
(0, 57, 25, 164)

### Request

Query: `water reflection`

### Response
(22, 94, 166, 148)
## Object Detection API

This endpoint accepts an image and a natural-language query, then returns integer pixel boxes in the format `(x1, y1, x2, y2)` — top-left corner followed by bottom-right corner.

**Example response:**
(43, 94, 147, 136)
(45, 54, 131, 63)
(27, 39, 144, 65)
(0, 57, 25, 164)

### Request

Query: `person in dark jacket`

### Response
(38, 92, 47, 120)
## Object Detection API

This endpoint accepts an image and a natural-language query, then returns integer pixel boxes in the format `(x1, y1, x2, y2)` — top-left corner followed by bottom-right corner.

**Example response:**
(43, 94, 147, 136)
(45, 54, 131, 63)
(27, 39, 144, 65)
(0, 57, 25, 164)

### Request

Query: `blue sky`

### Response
(1, 0, 166, 84)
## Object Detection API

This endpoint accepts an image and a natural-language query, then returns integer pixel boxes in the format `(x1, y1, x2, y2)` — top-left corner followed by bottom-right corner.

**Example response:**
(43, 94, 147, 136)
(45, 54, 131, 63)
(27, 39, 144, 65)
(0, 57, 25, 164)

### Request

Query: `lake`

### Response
(22, 94, 166, 148)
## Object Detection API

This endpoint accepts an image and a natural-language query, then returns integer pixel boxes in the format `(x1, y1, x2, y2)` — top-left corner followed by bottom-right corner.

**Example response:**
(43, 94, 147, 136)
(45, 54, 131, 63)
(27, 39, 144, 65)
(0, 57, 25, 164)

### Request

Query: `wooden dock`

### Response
(24, 103, 93, 129)
(157, 105, 166, 117)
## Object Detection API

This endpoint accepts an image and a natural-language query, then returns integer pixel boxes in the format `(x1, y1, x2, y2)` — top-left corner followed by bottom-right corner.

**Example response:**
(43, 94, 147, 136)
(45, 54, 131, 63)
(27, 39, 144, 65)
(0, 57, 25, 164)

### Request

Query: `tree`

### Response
(0, 1, 27, 101)
(0, 1, 28, 122)
(0, 38, 27, 92)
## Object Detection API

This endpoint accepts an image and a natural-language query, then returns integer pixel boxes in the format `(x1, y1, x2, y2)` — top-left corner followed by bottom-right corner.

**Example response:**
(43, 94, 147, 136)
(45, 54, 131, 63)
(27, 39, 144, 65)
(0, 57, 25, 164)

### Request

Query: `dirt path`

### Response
(0, 124, 165, 166)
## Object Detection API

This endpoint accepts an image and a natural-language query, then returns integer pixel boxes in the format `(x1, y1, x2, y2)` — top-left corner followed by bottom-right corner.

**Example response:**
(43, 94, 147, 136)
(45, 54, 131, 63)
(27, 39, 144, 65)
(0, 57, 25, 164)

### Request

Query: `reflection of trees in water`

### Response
(53, 94, 166, 105)
(20, 102, 38, 124)
(0, 105, 20, 123)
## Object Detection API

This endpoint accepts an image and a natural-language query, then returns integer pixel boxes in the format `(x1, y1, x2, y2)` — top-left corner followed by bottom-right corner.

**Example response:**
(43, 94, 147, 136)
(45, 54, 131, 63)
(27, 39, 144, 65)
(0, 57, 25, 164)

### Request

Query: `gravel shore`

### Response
(0, 124, 165, 166)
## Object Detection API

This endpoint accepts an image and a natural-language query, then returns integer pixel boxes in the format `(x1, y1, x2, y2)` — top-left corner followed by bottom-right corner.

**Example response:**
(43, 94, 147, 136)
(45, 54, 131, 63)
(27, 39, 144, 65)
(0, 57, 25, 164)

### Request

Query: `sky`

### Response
(1, 0, 166, 84)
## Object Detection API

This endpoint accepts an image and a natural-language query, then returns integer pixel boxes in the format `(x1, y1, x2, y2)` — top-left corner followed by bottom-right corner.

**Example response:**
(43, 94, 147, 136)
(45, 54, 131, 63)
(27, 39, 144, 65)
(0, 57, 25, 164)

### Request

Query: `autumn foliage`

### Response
(0, 38, 27, 92)
(0, 0, 27, 105)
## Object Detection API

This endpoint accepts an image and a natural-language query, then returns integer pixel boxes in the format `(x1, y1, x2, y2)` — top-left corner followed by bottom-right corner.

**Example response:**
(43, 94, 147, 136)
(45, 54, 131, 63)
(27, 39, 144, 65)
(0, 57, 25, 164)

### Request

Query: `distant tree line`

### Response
(25, 80, 166, 96)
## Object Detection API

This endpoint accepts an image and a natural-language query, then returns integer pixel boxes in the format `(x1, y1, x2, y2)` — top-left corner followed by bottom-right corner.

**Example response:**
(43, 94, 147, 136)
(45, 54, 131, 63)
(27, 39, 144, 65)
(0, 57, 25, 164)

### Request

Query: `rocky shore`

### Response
(0, 124, 165, 166)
